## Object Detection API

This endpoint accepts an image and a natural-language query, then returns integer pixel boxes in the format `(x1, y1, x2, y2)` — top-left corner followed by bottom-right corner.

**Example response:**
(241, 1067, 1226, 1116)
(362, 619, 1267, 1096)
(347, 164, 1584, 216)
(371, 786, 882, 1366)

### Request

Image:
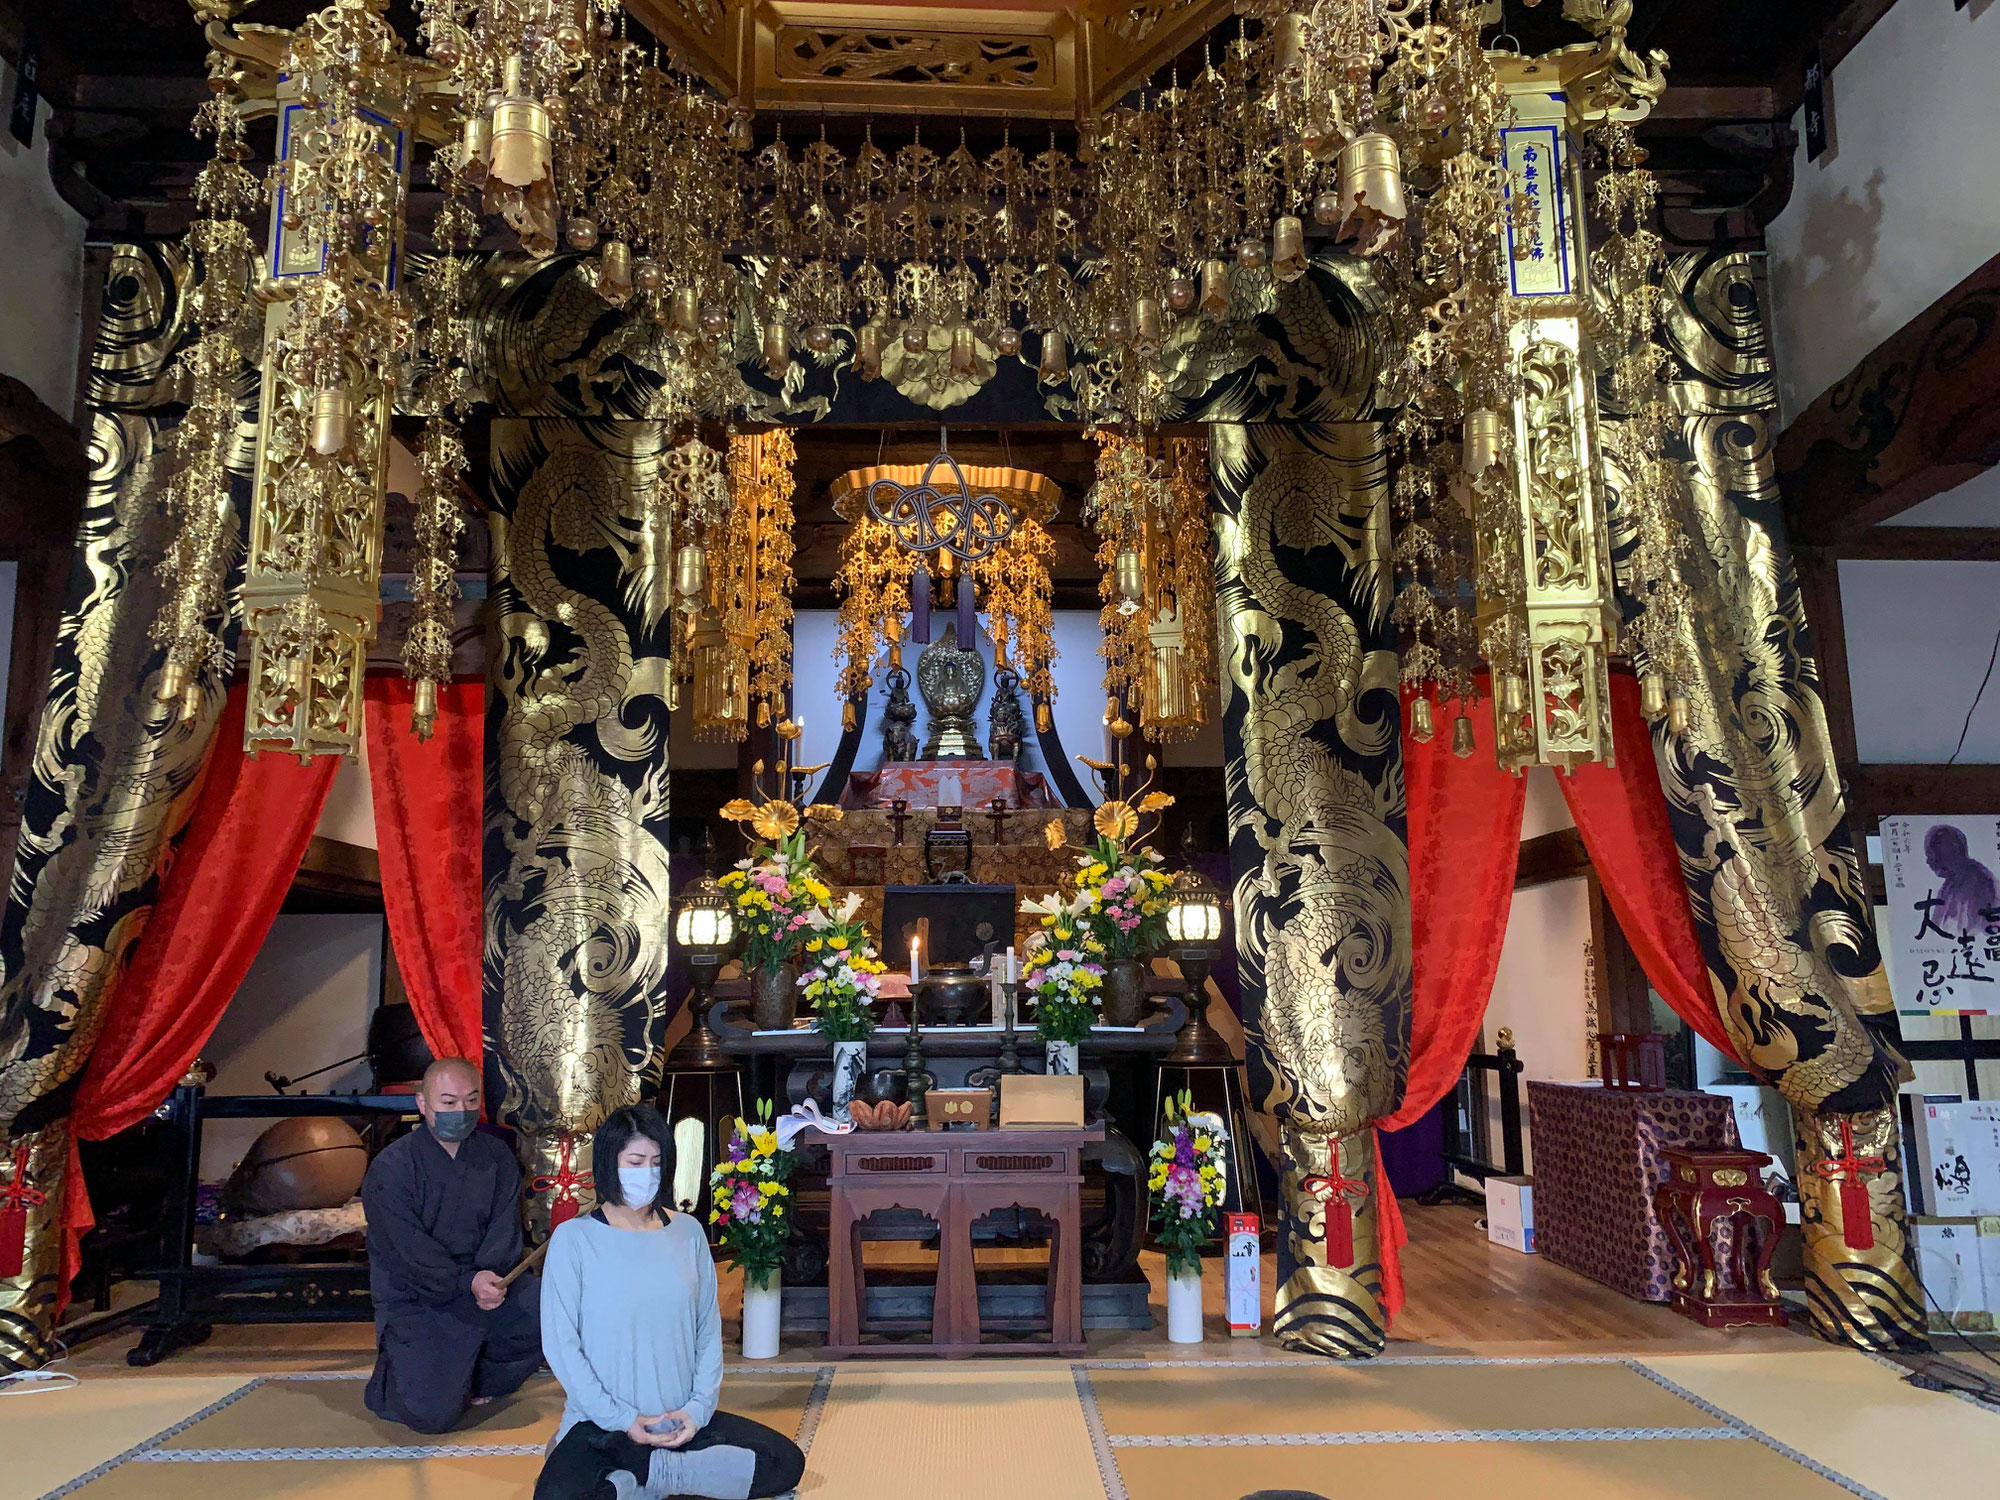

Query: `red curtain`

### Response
(1370, 690, 1527, 1323)
(365, 677, 485, 1072)
(1559, 675, 1742, 1062)
(61, 686, 337, 1307)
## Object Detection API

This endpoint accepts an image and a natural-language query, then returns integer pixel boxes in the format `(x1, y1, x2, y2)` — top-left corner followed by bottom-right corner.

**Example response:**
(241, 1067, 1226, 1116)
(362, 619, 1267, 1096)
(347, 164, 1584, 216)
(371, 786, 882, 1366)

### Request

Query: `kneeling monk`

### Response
(363, 1057, 542, 1432)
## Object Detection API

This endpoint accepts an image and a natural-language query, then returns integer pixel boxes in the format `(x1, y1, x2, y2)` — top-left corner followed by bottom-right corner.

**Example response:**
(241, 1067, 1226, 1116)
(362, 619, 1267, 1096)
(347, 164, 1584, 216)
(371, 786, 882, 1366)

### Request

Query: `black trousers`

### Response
(365, 1276, 543, 1435)
(535, 1411, 806, 1500)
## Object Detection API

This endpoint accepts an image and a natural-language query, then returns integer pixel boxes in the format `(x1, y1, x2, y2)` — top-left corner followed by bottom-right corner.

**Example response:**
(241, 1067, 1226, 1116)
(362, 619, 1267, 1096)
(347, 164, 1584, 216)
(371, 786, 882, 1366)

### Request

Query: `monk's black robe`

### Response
(362, 1125, 542, 1432)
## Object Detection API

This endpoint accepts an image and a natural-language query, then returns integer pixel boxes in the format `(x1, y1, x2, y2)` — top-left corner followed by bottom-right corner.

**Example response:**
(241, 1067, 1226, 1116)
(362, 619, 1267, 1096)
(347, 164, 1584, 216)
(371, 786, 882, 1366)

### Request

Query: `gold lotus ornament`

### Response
(753, 803, 801, 841)
(1094, 801, 1140, 840)
(721, 798, 757, 822)
(1138, 791, 1175, 813)
(804, 802, 844, 823)
(1046, 819, 1069, 851)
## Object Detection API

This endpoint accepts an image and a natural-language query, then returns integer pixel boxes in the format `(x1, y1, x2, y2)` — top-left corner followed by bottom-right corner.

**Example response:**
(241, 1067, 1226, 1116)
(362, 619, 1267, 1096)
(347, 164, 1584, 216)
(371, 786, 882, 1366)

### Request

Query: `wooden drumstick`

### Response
(499, 1237, 551, 1288)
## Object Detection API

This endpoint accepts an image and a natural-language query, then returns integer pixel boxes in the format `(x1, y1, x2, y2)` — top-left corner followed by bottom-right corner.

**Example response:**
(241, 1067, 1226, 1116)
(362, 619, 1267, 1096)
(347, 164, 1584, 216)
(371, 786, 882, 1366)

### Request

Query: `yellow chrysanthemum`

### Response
(806, 938, 824, 953)
(752, 802, 801, 841)
(721, 798, 757, 821)
(1093, 801, 1139, 839)
(829, 936, 848, 950)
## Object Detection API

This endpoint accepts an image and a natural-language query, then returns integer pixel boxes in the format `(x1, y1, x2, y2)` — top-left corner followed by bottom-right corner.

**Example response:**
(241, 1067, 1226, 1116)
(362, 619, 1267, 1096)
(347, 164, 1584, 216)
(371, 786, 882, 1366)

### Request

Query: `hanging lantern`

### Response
(1146, 603, 1190, 727)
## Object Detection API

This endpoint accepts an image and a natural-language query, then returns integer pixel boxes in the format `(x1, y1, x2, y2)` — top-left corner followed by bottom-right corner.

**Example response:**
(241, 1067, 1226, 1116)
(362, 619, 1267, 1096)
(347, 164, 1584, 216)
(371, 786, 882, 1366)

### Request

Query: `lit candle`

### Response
(910, 936, 920, 982)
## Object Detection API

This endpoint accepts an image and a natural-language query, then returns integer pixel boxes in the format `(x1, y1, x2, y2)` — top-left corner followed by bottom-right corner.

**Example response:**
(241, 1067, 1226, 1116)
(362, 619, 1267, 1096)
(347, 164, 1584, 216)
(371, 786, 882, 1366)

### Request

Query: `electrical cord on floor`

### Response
(1901, 1277, 2000, 1407)
(0, 1337, 77, 1396)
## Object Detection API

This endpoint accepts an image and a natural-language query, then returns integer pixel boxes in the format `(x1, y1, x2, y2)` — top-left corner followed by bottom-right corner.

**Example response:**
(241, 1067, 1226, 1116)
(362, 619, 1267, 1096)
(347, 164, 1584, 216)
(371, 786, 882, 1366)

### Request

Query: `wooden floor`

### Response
(60, 1200, 1809, 1378)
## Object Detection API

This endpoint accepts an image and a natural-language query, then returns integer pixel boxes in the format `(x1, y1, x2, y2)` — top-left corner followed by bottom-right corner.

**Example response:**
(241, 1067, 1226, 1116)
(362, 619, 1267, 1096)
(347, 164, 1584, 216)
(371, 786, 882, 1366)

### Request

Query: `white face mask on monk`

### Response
(618, 1163, 661, 1209)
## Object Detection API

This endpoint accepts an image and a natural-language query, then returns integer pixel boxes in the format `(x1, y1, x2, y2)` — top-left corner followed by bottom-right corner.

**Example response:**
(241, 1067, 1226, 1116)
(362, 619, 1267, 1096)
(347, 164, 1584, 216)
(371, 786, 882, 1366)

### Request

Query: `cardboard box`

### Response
(1912, 1100, 2000, 1217)
(1225, 1213, 1261, 1337)
(1486, 1175, 1536, 1254)
(1914, 1217, 1993, 1332)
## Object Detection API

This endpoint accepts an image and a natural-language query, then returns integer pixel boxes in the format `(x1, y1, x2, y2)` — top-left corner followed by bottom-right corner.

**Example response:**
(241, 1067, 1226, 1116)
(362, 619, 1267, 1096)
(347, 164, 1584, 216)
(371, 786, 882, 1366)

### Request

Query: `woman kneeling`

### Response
(536, 1105, 806, 1500)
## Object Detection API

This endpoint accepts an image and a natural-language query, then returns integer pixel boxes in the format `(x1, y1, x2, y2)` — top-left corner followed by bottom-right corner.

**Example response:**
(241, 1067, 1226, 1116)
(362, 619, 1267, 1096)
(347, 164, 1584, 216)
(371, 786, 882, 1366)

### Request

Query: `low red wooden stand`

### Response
(811, 1123, 1101, 1358)
(1654, 1146, 1789, 1329)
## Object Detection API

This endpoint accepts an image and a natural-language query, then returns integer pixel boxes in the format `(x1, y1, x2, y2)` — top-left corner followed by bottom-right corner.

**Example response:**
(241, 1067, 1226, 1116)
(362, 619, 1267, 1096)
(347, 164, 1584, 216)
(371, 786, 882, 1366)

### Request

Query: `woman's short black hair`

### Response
(591, 1104, 676, 1212)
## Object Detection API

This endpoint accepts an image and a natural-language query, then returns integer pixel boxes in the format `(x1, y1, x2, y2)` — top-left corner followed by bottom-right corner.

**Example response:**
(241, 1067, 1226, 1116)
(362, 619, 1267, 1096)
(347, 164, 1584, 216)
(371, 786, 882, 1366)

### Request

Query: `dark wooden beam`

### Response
(1586, 873, 1656, 1035)
(1516, 828, 1591, 890)
(1779, 250, 2000, 545)
(1832, 527, 2000, 562)
(292, 835, 382, 902)
(1846, 764, 2000, 831)
(1795, 544, 1859, 774)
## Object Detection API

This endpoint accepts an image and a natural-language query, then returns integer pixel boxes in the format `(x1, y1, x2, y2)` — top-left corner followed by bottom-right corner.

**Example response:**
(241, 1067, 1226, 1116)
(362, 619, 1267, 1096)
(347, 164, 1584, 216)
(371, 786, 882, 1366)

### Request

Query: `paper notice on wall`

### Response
(1881, 815, 2000, 1015)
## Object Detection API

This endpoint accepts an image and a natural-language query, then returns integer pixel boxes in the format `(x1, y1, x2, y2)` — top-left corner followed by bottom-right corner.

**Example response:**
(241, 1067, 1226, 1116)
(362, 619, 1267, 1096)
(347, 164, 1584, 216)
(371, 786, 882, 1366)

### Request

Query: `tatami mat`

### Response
(156, 1374, 562, 1450)
(801, 1364, 1102, 1500)
(1109, 1436, 1859, 1500)
(1085, 1359, 1726, 1436)
(1635, 1349, 2000, 1500)
(0, 1374, 253, 1500)
(55, 1454, 536, 1500)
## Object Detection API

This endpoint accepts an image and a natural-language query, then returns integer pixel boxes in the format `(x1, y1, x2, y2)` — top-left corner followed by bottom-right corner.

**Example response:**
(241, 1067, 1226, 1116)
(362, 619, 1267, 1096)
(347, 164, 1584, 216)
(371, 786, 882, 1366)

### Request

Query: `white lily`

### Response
(1021, 892, 1068, 919)
(838, 890, 864, 923)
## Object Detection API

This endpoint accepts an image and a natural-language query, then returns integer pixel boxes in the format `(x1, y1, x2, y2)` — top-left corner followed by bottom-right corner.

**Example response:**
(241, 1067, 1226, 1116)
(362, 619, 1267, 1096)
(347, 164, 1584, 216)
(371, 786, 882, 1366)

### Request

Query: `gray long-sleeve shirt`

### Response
(541, 1210, 723, 1442)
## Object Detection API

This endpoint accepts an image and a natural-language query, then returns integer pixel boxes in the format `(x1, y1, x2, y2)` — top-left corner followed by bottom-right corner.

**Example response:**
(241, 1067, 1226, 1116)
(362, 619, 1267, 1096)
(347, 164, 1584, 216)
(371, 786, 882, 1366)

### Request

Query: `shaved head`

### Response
(423, 1057, 479, 1093)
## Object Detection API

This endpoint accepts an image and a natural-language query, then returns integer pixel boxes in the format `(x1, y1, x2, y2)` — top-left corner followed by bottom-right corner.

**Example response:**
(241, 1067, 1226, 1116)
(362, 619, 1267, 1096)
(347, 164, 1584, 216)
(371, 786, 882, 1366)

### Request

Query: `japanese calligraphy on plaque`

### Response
(1500, 123, 1572, 299)
(1882, 815, 2000, 1016)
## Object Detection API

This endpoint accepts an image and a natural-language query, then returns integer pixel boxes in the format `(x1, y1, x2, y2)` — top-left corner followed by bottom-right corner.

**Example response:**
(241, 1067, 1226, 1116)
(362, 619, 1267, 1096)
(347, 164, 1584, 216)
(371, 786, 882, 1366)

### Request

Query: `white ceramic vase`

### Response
(741, 1275, 782, 1360)
(1045, 1040, 1079, 1076)
(831, 1040, 868, 1110)
(1166, 1268, 1204, 1344)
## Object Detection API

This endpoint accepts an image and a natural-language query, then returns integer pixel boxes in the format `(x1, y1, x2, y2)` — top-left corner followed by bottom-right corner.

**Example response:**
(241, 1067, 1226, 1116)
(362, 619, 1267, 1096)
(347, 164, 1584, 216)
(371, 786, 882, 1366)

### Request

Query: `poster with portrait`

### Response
(1881, 815, 2000, 1016)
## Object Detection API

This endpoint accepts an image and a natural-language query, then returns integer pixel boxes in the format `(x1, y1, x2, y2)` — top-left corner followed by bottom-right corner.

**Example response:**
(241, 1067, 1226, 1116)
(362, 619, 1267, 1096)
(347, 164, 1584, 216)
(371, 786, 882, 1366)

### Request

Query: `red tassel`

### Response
(1839, 1179, 1875, 1251)
(0, 1142, 45, 1279)
(1325, 1200, 1354, 1266)
(549, 1196, 580, 1231)
(0, 1204, 26, 1279)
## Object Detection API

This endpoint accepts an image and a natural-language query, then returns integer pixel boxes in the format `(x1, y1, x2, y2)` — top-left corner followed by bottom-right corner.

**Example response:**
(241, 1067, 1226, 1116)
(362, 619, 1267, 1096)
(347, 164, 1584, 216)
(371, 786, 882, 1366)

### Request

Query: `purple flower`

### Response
(731, 1183, 762, 1221)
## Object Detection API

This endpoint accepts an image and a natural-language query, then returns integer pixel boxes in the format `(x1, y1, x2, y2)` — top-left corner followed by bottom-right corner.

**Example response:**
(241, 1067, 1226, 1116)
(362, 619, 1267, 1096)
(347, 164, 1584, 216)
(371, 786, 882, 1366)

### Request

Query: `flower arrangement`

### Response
(1047, 769, 1175, 960)
(801, 892, 887, 1042)
(1019, 890, 1107, 1044)
(718, 809, 841, 970)
(708, 1101, 797, 1291)
(1148, 1090, 1229, 1277)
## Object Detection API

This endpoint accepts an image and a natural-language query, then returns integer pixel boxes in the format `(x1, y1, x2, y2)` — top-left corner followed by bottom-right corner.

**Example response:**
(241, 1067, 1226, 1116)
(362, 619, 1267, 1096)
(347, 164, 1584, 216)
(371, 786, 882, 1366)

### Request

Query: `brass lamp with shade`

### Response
(667, 831, 739, 1070)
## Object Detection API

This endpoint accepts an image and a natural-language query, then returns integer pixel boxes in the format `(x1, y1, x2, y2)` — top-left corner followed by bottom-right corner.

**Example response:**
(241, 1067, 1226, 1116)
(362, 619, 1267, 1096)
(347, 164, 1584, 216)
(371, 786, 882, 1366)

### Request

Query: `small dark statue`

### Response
(989, 667, 1027, 761)
(882, 665, 919, 762)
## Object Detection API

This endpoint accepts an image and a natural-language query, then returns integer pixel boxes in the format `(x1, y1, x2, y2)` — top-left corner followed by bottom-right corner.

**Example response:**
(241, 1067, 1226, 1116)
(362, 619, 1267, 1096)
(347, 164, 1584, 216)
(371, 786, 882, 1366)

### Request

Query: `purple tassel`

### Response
(911, 564, 932, 644)
(957, 571, 976, 649)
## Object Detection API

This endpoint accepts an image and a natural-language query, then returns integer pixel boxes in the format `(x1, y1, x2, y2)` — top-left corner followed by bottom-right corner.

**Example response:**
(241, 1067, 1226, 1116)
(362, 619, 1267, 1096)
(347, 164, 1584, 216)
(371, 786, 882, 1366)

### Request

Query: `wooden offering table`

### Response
(808, 1122, 1103, 1358)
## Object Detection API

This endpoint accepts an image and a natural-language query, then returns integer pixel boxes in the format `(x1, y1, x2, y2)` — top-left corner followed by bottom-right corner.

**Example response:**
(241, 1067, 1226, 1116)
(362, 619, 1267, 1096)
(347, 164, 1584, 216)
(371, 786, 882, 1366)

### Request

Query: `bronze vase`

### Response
(1102, 957, 1148, 1027)
(750, 962, 800, 1030)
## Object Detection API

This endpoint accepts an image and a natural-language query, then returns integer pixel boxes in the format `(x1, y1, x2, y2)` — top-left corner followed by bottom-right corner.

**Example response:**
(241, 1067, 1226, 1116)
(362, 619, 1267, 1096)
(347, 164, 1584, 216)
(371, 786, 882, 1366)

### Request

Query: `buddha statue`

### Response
(916, 621, 985, 759)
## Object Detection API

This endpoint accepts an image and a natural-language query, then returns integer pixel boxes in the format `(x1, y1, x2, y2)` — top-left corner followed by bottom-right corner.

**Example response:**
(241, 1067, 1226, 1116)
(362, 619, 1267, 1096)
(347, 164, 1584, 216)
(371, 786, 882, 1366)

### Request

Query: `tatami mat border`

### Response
(1626, 1362, 1886, 1500)
(1078, 1355, 1633, 1369)
(33, 1379, 264, 1500)
(1072, 1367, 1127, 1500)
(794, 1366, 836, 1455)
(1108, 1427, 1746, 1446)
(133, 1444, 549, 1461)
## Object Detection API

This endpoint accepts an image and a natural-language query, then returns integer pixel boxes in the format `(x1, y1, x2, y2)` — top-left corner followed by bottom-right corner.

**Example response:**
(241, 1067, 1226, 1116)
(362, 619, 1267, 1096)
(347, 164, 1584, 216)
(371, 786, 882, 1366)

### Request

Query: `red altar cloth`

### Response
(842, 761, 1056, 810)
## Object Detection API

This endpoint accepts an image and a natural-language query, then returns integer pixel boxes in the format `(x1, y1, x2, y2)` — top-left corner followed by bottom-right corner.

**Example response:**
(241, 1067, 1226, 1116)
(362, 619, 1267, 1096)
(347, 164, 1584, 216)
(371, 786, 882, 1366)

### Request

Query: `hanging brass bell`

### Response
(1640, 673, 1667, 720)
(1114, 548, 1146, 615)
(1272, 215, 1308, 283)
(413, 678, 438, 738)
(1334, 132, 1407, 256)
(670, 284, 699, 333)
(311, 384, 352, 456)
(1131, 294, 1163, 355)
(1038, 329, 1069, 383)
(949, 322, 977, 379)
(488, 56, 553, 191)
(842, 700, 857, 732)
(1462, 408, 1504, 476)
(1199, 258, 1231, 322)
(180, 680, 202, 722)
(156, 660, 188, 706)
(460, 112, 491, 186)
(1498, 673, 1526, 718)
(1272, 11, 1307, 82)
(1410, 695, 1435, 743)
(762, 320, 790, 378)
(1451, 713, 1477, 758)
(597, 239, 634, 306)
(674, 543, 708, 610)
(855, 322, 883, 380)
(1667, 696, 1691, 736)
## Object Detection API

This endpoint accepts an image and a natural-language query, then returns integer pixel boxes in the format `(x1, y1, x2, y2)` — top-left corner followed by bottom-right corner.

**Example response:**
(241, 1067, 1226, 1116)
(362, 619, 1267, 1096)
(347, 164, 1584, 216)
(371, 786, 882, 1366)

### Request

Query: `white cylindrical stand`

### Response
(1166, 1269, 1204, 1344)
(742, 1275, 782, 1359)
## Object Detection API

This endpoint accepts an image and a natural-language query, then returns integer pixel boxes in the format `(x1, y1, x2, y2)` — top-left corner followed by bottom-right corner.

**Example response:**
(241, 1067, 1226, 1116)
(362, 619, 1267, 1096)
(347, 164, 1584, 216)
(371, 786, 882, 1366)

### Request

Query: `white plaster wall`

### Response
(1518, 766, 1575, 840)
(1839, 558, 2000, 764)
(0, 80, 86, 420)
(316, 733, 378, 847)
(1765, 3, 2000, 423)
(1484, 875, 1595, 1175)
(199, 915, 385, 1180)
(1881, 465, 2000, 528)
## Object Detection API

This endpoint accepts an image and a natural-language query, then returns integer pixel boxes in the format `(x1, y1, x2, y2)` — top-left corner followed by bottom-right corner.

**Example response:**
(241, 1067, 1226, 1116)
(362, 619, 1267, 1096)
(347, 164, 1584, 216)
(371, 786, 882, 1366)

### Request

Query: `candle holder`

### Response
(997, 981, 1023, 1077)
(899, 1002, 932, 1129)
